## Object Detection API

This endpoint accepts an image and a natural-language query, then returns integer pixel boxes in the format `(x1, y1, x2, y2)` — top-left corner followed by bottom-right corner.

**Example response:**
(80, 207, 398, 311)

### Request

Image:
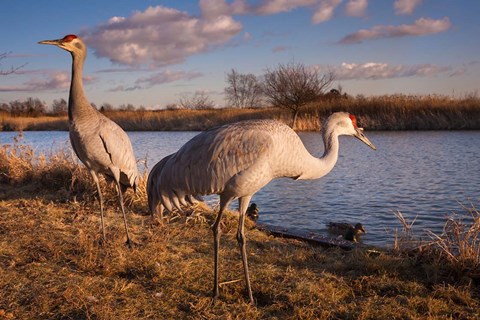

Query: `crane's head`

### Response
(325, 112, 376, 150)
(38, 34, 86, 55)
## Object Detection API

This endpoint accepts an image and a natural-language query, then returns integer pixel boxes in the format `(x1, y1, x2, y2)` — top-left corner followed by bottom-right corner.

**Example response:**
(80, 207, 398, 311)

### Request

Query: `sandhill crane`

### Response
(39, 35, 138, 246)
(147, 112, 376, 303)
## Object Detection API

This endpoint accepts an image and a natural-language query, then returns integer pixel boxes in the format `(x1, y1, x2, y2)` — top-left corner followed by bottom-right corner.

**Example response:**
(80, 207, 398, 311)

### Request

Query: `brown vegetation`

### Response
(0, 137, 479, 319)
(1, 94, 480, 132)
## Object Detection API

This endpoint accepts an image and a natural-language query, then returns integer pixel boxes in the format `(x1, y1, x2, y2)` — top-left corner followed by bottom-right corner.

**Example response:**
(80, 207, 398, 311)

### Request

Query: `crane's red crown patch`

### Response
(349, 114, 358, 128)
(62, 34, 78, 42)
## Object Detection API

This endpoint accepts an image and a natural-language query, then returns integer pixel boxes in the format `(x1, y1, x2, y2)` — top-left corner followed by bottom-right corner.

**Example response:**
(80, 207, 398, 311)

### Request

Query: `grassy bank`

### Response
(1, 94, 480, 132)
(1, 140, 479, 319)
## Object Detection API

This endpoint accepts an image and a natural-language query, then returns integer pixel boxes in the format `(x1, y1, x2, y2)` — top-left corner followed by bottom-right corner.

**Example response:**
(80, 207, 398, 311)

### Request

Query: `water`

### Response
(1, 130, 479, 247)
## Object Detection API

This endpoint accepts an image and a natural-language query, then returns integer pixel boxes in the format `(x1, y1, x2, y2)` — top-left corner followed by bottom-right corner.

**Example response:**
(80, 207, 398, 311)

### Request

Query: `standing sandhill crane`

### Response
(39, 35, 138, 246)
(147, 112, 376, 303)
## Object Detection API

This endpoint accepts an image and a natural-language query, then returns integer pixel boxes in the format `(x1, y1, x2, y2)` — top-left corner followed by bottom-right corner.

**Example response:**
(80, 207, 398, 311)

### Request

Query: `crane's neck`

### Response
(297, 126, 340, 180)
(68, 51, 95, 122)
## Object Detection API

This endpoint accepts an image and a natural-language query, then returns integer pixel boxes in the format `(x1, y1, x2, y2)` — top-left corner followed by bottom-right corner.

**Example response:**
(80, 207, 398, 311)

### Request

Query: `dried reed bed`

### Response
(393, 207, 480, 286)
(0, 113, 68, 131)
(1, 139, 479, 319)
(2, 94, 479, 132)
(103, 107, 288, 131)
(306, 94, 480, 130)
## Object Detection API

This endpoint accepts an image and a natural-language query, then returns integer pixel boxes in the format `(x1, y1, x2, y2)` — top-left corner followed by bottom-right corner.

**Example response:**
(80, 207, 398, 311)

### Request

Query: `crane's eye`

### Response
(75, 42, 83, 50)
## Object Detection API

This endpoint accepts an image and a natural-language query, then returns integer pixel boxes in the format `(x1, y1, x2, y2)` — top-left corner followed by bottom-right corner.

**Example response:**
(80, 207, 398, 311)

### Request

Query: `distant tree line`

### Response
(0, 98, 151, 117)
(2, 60, 337, 127)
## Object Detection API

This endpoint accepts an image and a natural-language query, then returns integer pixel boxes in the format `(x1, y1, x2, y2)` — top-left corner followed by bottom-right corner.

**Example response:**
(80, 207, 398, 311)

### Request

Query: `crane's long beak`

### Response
(354, 127, 376, 150)
(38, 39, 62, 46)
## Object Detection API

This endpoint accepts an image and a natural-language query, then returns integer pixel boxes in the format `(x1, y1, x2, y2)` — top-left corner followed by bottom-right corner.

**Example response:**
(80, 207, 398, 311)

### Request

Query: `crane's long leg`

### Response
(115, 180, 133, 248)
(237, 196, 254, 304)
(212, 196, 230, 303)
(90, 170, 106, 242)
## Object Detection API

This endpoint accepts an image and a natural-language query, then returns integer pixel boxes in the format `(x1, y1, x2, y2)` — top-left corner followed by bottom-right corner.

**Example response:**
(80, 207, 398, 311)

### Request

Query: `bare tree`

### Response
(263, 61, 334, 128)
(0, 52, 26, 75)
(225, 69, 263, 108)
(51, 98, 67, 116)
(9, 97, 46, 117)
(179, 91, 215, 109)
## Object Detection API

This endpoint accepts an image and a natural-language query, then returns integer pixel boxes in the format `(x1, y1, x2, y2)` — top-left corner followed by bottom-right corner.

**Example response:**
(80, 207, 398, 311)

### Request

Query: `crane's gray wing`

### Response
(97, 116, 138, 189)
(159, 122, 273, 201)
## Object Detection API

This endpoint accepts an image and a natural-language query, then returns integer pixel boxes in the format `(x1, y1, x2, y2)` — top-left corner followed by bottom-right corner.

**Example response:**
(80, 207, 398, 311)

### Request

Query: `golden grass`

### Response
(0, 113, 68, 131)
(0, 138, 479, 319)
(393, 207, 480, 284)
(2, 94, 479, 132)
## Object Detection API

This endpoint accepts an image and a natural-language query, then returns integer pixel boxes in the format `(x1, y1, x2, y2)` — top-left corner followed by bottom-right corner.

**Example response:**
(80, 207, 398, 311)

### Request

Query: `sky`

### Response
(0, 0, 479, 109)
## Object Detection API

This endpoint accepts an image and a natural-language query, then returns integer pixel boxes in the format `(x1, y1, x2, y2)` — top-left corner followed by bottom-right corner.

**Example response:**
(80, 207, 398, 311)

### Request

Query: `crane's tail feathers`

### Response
(178, 194, 188, 207)
(171, 194, 183, 212)
(186, 195, 196, 205)
(161, 194, 173, 212)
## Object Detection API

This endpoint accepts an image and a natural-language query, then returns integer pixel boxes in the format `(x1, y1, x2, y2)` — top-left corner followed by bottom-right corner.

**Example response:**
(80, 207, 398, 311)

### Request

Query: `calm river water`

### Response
(1, 130, 479, 247)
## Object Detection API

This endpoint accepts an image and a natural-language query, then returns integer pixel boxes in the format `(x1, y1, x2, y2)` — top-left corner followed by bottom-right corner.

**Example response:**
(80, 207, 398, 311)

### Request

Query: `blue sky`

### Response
(1, 0, 479, 108)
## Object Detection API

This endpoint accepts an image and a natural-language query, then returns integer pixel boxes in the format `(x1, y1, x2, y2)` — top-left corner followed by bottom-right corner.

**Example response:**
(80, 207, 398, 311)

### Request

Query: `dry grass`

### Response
(0, 113, 68, 131)
(0, 139, 479, 319)
(2, 94, 479, 132)
(393, 207, 480, 285)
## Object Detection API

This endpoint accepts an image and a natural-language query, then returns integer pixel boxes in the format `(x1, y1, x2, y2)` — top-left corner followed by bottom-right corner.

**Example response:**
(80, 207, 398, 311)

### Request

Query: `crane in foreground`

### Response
(39, 35, 138, 247)
(147, 112, 376, 304)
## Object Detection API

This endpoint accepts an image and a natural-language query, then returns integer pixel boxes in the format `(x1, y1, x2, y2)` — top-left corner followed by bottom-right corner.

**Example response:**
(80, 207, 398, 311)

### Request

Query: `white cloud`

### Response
(345, 0, 368, 17)
(332, 62, 452, 80)
(312, 0, 342, 24)
(394, 0, 422, 15)
(224, 0, 341, 23)
(82, 5, 243, 67)
(339, 17, 451, 44)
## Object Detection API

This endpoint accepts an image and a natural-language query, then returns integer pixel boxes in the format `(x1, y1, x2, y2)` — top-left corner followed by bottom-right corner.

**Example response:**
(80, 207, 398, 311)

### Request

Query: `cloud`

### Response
(394, 0, 422, 15)
(253, 0, 317, 15)
(339, 17, 451, 44)
(272, 45, 292, 53)
(332, 62, 452, 80)
(345, 0, 368, 17)
(311, 0, 342, 24)
(95, 67, 149, 73)
(82, 5, 243, 67)
(135, 70, 203, 88)
(0, 71, 94, 92)
(107, 70, 203, 92)
(201, 0, 341, 24)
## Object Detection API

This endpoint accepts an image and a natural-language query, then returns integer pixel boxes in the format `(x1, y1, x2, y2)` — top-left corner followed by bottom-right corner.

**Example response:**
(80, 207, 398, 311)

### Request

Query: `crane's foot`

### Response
(97, 236, 107, 247)
(125, 238, 138, 249)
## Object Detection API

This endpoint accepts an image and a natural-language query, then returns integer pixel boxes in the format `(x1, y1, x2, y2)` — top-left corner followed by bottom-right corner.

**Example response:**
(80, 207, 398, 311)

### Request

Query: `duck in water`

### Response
(327, 222, 366, 242)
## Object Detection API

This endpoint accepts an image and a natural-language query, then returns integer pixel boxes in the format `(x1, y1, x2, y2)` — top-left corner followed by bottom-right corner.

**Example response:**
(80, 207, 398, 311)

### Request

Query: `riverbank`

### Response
(1, 94, 480, 131)
(1, 136, 479, 318)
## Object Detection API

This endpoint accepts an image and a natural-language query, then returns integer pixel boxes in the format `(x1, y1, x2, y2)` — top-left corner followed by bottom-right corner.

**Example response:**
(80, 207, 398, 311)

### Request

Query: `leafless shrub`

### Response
(179, 91, 215, 110)
(225, 69, 264, 108)
(263, 61, 334, 128)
